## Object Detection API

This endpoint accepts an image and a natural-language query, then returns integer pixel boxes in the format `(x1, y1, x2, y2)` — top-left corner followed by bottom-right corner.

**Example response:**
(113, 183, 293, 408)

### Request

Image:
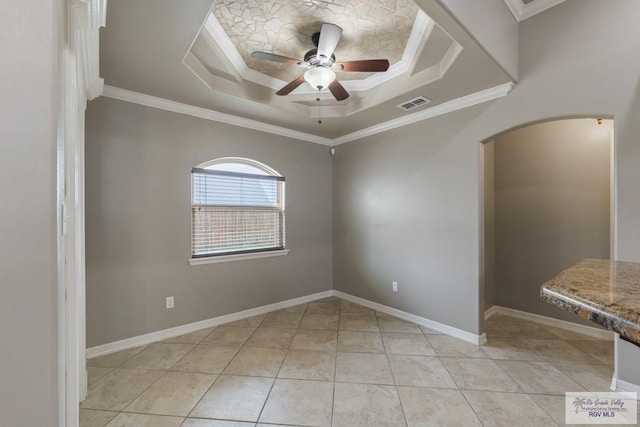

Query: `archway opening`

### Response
(481, 117, 614, 328)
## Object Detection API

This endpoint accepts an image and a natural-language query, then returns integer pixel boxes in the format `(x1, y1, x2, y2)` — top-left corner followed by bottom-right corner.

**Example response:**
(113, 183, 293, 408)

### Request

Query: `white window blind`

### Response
(191, 167, 285, 257)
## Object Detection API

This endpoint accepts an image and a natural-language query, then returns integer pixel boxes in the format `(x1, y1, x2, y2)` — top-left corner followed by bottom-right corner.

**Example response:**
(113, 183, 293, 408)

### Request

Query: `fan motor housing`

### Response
(304, 49, 336, 67)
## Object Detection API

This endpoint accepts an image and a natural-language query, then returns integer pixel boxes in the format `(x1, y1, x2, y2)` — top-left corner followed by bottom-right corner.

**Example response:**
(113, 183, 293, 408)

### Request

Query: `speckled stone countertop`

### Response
(541, 258, 640, 345)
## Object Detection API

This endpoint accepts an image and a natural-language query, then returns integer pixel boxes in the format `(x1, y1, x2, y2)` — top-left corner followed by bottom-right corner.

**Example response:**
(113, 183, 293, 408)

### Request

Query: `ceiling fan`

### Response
(251, 23, 390, 101)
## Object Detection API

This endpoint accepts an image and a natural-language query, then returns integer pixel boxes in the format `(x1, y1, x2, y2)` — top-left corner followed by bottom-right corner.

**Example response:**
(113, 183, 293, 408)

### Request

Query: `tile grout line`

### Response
(142, 326, 228, 426)
(82, 345, 168, 420)
(84, 302, 613, 426)
(254, 302, 308, 425)
(113, 369, 171, 420)
(458, 388, 488, 427)
(329, 299, 343, 427)
(183, 314, 267, 422)
(375, 310, 410, 427)
(183, 372, 222, 421)
(115, 342, 215, 419)
(457, 321, 605, 426)
(436, 345, 511, 426)
(526, 392, 567, 427)
(227, 310, 280, 424)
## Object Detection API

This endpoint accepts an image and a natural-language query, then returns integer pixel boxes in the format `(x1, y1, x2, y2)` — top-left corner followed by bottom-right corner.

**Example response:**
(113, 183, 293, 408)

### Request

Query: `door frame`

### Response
(58, 1, 106, 426)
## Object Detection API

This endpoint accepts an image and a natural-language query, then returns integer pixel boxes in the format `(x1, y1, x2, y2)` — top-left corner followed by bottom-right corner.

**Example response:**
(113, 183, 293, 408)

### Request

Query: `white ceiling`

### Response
(99, 0, 514, 140)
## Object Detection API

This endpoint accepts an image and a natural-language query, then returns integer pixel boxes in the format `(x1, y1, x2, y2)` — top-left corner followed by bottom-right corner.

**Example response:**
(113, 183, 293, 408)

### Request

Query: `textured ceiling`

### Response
(212, 0, 419, 82)
(100, 0, 514, 138)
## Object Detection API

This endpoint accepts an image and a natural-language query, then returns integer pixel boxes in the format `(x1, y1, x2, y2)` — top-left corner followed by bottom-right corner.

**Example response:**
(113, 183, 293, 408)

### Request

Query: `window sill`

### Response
(188, 249, 290, 265)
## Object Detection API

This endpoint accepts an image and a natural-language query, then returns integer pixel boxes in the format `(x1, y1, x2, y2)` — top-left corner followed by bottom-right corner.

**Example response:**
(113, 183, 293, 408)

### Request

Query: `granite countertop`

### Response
(541, 258, 640, 345)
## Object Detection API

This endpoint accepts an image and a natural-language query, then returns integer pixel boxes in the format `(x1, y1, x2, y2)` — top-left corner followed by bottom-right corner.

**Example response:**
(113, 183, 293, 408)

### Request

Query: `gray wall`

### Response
(333, 105, 489, 333)
(333, 0, 640, 335)
(85, 97, 333, 347)
(618, 338, 640, 388)
(483, 141, 495, 310)
(493, 119, 611, 322)
(0, 0, 59, 425)
(438, 0, 518, 80)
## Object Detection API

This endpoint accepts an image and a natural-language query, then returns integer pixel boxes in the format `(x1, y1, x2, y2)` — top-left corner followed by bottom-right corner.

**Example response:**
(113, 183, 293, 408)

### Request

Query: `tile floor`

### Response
(81, 297, 620, 427)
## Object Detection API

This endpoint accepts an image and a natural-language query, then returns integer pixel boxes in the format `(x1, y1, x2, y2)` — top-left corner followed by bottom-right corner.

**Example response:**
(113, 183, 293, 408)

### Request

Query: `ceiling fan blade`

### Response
(328, 79, 349, 101)
(317, 23, 343, 59)
(276, 75, 306, 96)
(251, 51, 302, 65)
(334, 59, 390, 72)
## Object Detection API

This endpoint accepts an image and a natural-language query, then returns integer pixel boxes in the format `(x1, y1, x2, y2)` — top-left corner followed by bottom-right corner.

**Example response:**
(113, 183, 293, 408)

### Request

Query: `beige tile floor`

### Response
(81, 297, 619, 427)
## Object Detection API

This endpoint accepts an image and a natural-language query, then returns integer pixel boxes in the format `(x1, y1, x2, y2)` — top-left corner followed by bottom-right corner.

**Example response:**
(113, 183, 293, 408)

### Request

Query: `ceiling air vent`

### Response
(397, 96, 431, 111)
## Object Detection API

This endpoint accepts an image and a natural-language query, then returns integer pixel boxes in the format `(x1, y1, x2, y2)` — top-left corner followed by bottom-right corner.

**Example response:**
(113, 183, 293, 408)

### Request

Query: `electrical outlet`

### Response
(166, 296, 174, 309)
(392, 281, 398, 292)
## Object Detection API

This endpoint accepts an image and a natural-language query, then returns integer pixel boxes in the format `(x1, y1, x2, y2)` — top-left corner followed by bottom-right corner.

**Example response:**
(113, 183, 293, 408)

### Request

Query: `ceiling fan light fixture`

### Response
(304, 67, 336, 90)
(254, 22, 388, 101)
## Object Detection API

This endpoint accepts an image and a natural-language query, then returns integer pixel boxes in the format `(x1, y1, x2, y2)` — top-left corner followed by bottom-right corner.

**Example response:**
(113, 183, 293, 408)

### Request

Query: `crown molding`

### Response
(439, 41, 463, 77)
(70, 0, 107, 104)
(102, 85, 333, 145)
(503, 0, 568, 22)
(202, 14, 277, 89)
(101, 82, 514, 147)
(332, 82, 514, 145)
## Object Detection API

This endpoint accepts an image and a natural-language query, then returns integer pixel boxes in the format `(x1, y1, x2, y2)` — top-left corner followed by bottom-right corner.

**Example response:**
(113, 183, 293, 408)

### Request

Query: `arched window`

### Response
(191, 158, 285, 259)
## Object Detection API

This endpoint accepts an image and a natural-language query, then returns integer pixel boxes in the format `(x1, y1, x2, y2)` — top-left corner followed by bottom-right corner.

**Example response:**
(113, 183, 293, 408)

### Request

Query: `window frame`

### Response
(189, 157, 289, 265)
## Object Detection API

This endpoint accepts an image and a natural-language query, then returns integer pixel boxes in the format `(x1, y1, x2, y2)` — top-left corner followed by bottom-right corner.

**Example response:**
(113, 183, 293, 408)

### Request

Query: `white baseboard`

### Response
(614, 378, 640, 395)
(484, 305, 501, 319)
(87, 290, 333, 358)
(484, 305, 614, 341)
(333, 291, 486, 345)
(87, 289, 490, 358)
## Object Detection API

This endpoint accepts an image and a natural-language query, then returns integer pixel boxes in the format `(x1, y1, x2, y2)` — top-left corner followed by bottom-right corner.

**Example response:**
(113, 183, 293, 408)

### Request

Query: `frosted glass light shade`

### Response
(304, 67, 336, 90)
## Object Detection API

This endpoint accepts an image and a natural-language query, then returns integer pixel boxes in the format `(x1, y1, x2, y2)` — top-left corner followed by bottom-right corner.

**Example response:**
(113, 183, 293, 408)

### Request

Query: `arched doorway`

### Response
(481, 117, 614, 325)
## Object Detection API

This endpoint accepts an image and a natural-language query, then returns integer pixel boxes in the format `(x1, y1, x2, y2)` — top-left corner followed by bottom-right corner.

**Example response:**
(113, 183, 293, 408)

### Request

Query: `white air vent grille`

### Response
(397, 96, 431, 111)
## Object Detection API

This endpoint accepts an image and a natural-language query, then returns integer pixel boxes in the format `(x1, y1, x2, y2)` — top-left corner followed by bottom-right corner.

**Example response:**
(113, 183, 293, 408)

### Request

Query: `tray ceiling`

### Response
(185, 0, 462, 119)
(212, 0, 419, 82)
(503, 0, 568, 21)
(99, 0, 514, 139)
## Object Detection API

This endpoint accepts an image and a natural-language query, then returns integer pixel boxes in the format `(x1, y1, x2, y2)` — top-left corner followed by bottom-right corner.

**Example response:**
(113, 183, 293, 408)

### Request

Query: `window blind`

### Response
(191, 167, 285, 257)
